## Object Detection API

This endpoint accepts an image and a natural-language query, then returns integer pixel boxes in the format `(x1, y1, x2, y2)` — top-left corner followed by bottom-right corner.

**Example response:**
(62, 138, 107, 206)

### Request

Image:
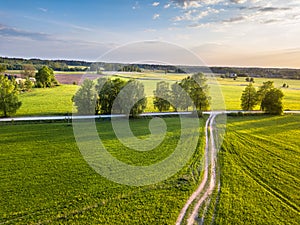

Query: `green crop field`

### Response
(206, 114, 300, 224)
(10, 73, 300, 117)
(0, 117, 205, 224)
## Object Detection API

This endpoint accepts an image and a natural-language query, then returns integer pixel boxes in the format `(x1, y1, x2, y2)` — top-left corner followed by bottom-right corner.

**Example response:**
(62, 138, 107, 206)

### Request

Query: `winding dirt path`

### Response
(176, 113, 218, 225)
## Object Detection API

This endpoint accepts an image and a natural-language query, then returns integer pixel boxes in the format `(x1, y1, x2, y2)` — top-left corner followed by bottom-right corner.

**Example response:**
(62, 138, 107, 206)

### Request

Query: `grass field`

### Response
(11, 73, 300, 117)
(205, 114, 300, 224)
(0, 117, 205, 224)
(16, 85, 78, 116)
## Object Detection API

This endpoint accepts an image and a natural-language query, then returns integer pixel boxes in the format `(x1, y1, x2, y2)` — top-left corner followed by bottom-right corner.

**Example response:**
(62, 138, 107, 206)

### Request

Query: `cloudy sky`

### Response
(1, 0, 300, 68)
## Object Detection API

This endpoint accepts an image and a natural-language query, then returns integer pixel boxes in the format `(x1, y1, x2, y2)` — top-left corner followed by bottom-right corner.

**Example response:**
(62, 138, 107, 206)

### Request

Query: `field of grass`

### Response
(10, 73, 300, 117)
(206, 115, 300, 224)
(16, 85, 78, 116)
(217, 77, 300, 110)
(0, 117, 205, 224)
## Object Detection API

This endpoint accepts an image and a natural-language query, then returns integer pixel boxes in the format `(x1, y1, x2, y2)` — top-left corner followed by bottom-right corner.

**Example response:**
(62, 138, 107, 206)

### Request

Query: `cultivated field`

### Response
(204, 114, 300, 224)
(1, 115, 299, 224)
(0, 117, 205, 224)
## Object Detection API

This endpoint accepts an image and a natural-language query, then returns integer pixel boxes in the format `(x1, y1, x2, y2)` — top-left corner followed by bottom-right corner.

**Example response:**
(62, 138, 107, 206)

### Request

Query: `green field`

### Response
(17, 85, 78, 116)
(216, 77, 300, 110)
(12, 73, 300, 117)
(0, 117, 205, 224)
(207, 114, 300, 224)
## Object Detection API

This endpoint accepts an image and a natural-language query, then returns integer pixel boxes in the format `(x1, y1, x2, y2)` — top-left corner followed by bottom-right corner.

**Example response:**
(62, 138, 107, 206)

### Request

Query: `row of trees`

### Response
(73, 78, 147, 116)
(153, 73, 210, 112)
(73, 73, 210, 116)
(241, 81, 284, 114)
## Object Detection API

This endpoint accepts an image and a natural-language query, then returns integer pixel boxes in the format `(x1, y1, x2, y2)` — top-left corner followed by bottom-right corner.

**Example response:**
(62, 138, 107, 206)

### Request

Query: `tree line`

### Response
(240, 81, 284, 114)
(72, 73, 210, 116)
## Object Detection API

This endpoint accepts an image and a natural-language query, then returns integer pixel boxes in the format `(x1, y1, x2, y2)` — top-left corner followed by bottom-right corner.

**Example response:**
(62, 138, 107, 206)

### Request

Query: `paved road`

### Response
(1, 110, 299, 122)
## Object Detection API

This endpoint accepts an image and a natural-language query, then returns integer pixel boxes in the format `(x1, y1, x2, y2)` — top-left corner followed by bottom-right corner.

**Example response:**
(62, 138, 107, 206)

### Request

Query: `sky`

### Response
(1, 0, 300, 68)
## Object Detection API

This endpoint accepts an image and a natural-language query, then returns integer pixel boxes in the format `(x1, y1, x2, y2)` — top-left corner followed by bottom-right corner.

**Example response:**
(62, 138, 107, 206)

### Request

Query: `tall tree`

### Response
(171, 82, 187, 111)
(0, 75, 22, 117)
(95, 78, 126, 114)
(261, 88, 284, 115)
(257, 81, 274, 110)
(153, 81, 171, 112)
(95, 78, 146, 116)
(72, 79, 97, 114)
(35, 66, 58, 88)
(190, 73, 210, 111)
(116, 80, 147, 116)
(176, 73, 210, 111)
(240, 83, 258, 110)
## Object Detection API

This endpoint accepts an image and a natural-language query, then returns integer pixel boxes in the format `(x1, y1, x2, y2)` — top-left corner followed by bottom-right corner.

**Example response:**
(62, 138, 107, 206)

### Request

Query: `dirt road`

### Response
(176, 113, 218, 225)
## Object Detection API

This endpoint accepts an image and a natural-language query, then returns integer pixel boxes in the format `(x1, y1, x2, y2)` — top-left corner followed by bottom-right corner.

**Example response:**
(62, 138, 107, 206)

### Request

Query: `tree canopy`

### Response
(171, 73, 210, 111)
(240, 80, 284, 115)
(153, 81, 171, 112)
(0, 75, 22, 117)
(72, 79, 97, 115)
(261, 88, 284, 115)
(35, 66, 58, 88)
(240, 83, 258, 111)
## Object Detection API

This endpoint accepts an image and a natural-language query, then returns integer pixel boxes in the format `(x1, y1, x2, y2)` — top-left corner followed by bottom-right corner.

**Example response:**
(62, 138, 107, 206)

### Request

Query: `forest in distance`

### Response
(1, 56, 300, 79)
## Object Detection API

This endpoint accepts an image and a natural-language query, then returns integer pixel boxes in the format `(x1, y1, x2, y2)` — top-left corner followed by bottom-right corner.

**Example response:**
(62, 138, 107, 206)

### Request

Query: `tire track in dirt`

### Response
(176, 113, 219, 225)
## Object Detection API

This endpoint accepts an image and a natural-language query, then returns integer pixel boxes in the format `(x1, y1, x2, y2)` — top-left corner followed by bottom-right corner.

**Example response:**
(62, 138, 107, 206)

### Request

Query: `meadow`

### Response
(1, 115, 299, 224)
(0, 117, 205, 224)
(17, 85, 78, 116)
(13, 72, 300, 117)
(204, 114, 300, 224)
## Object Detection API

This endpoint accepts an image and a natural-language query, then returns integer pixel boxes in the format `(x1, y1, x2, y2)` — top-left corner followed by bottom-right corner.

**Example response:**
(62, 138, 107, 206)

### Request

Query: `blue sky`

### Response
(1, 0, 300, 68)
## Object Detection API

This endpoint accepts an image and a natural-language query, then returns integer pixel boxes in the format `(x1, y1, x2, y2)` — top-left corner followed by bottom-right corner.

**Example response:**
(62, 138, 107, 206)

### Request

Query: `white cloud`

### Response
(153, 14, 160, 20)
(152, 2, 160, 7)
(230, 0, 247, 3)
(173, 7, 219, 22)
(164, 3, 171, 9)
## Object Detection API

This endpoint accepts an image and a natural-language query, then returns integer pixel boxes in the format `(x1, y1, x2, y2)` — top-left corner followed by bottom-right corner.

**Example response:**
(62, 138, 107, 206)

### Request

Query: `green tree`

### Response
(171, 82, 187, 111)
(24, 77, 33, 91)
(0, 75, 22, 117)
(95, 78, 146, 116)
(35, 66, 58, 88)
(72, 79, 97, 114)
(153, 81, 171, 112)
(95, 78, 126, 115)
(0, 64, 6, 74)
(240, 83, 258, 111)
(261, 88, 284, 115)
(257, 81, 274, 110)
(189, 73, 210, 111)
(176, 73, 210, 111)
(116, 80, 147, 116)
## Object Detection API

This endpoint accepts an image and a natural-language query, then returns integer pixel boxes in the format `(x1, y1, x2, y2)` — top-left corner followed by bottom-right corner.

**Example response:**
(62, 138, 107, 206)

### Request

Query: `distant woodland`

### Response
(1, 56, 300, 79)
